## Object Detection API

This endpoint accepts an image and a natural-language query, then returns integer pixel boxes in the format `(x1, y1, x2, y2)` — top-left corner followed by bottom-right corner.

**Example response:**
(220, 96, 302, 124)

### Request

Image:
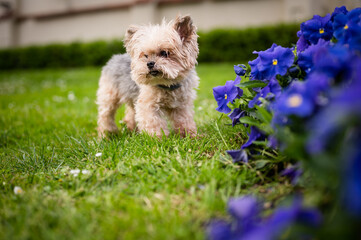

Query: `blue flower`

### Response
(234, 64, 247, 76)
(271, 112, 290, 126)
(213, 80, 243, 114)
(249, 78, 282, 108)
(207, 196, 322, 240)
(296, 31, 310, 52)
(207, 220, 232, 240)
(248, 43, 277, 80)
(228, 107, 246, 126)
(227, 196, 260, 222)
(306, 108, 341, 154)
(312, 44, 354, 79)
(347, 31, 361, 52)
(226, 149, 248, 163)
(207, 196, 261, 240)
(297, 39, 329, 73)
(273, 81, 315, 118)
(241, 126, 265, 149)
(249, 44, 294, 81)
(234, 75, 242, 85)
(267, 135, 279, 149)
(248, 93, 263, 109)
(342, 142, 361, 217)
(300, 14, 333, 44)
(265, 197, 322, 230)
(333, 8, 361, 44)
(306, 58, 361, 154)
(281, 163, 303, 185)
(331, 6, 348, 21)
(305, 72, 332, 97)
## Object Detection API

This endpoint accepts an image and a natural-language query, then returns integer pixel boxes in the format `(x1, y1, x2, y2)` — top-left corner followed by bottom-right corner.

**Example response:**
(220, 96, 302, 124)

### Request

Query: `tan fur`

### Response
(97, 15, 199, 138)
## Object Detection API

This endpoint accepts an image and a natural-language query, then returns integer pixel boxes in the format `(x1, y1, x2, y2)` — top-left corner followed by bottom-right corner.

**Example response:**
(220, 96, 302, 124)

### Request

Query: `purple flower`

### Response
(297, 39, 330, 73)
(272, 81, 315, 118)
(342, 143, 361, 217)
(281, 163, 303, 185)
(226, 149, 248, 163)
(305, 59, 361, 217)
(306, 58, 361, 154)
(207, 196, 322, 240)
(306, 108, 341, 154)
(347, 31, 361, 52)
(241, 126, 265, 150)
(305, 71, 332, 96)
(296, 31, 310, 52)
(234, 64, 247, 76)
(248, 78, 282, 108)
(207, 196, 261, 240)
(233, 75, 243, 86)
(267, 135, 279, 149)
(333, 8, 361, 44)
(213, 80, 243, 114)
(266, 197, 322, 230)
(271, 112, 290, 126)
(248, 43, 277, 80)
(228, 108, 246, 126)
(312, 44, 354, 79)
(249, 44, 294, 81)
(207, 220, 232, 240)
(228, 196, 260, 224)
(300, 14, 333, 44)
(248, 92, 263, 109)
(331, 6, 348, 21)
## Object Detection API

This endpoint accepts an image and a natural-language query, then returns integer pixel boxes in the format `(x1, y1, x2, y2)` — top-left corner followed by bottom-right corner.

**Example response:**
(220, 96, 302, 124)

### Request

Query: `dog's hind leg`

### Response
(96, 75, 121, 137)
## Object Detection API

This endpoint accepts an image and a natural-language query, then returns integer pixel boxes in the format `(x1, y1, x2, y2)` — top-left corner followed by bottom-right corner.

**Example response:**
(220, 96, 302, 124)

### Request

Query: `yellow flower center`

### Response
(287, 94, 303, 108)
(344, 24, 349, 30)
(224, 94, 227, 100)
(272, 59, 278, 65)
(319, 28, 325, 34)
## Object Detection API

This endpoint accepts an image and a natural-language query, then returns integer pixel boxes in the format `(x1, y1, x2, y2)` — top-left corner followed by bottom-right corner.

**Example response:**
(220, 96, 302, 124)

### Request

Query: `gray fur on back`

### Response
(101, 53, 139, 103)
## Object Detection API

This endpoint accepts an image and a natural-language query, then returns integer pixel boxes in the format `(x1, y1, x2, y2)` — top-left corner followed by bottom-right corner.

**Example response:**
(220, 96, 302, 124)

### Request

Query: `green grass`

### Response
(0, 63, 291, 240)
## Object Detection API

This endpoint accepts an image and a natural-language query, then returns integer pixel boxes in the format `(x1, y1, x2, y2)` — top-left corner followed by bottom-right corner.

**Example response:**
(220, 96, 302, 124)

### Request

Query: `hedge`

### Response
(0, 40, 125, 70)
(0, 23, 300, 70)
(198, 23, 300, 62)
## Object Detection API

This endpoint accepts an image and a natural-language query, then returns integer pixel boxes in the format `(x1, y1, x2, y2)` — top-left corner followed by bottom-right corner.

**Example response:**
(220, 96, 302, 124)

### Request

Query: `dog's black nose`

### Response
(147, 61, 155, 69)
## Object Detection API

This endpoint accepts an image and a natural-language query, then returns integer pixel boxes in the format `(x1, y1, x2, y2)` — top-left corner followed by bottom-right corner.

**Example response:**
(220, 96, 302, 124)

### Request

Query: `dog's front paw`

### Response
(177, 127, 197, 138)
(142, 128, 169, 139)
(186, 129, 197, 138)
(97, 125, 119, 138)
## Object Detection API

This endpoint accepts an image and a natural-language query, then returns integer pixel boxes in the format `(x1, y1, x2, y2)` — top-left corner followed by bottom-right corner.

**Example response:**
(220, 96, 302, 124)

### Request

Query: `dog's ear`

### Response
(124, 25, 139, 52)
(173, 15, 196, 42)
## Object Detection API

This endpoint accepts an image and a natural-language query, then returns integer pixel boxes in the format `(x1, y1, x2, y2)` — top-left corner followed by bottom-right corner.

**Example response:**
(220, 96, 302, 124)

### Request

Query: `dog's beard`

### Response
(131, 60, 187, 86)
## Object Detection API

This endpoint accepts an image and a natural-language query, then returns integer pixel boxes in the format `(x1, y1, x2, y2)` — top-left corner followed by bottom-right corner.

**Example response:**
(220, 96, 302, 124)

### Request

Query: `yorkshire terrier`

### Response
(96, 15, 199, 138)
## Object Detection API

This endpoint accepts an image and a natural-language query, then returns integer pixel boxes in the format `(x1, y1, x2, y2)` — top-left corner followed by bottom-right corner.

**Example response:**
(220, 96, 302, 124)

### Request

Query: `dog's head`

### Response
(124, 15, 199, 86)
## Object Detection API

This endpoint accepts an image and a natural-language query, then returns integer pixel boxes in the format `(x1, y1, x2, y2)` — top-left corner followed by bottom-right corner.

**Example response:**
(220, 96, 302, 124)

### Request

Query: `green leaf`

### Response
(254, 160, 270, 169)
(251, 141, 268, 146)
(238, 116, 262, 128)
(255, 106, 272, 124)
(259, 123, 273, 135)
(236, 80, 267, 89)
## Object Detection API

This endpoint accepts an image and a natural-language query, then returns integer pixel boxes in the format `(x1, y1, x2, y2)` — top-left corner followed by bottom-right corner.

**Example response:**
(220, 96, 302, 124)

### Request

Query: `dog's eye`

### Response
(160, 50, 168, 58)
(144, 54, 148, 59)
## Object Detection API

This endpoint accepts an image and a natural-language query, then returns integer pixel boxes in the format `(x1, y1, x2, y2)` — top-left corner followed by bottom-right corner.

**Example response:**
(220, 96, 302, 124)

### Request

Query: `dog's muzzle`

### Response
(147, 61, 155, 69)
(149, 70, 160, 76)
(147, 61, 160, 76)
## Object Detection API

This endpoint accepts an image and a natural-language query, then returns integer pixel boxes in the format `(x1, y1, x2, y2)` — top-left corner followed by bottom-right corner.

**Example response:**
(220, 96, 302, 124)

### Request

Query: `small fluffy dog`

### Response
(96, 15, 199, 138)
